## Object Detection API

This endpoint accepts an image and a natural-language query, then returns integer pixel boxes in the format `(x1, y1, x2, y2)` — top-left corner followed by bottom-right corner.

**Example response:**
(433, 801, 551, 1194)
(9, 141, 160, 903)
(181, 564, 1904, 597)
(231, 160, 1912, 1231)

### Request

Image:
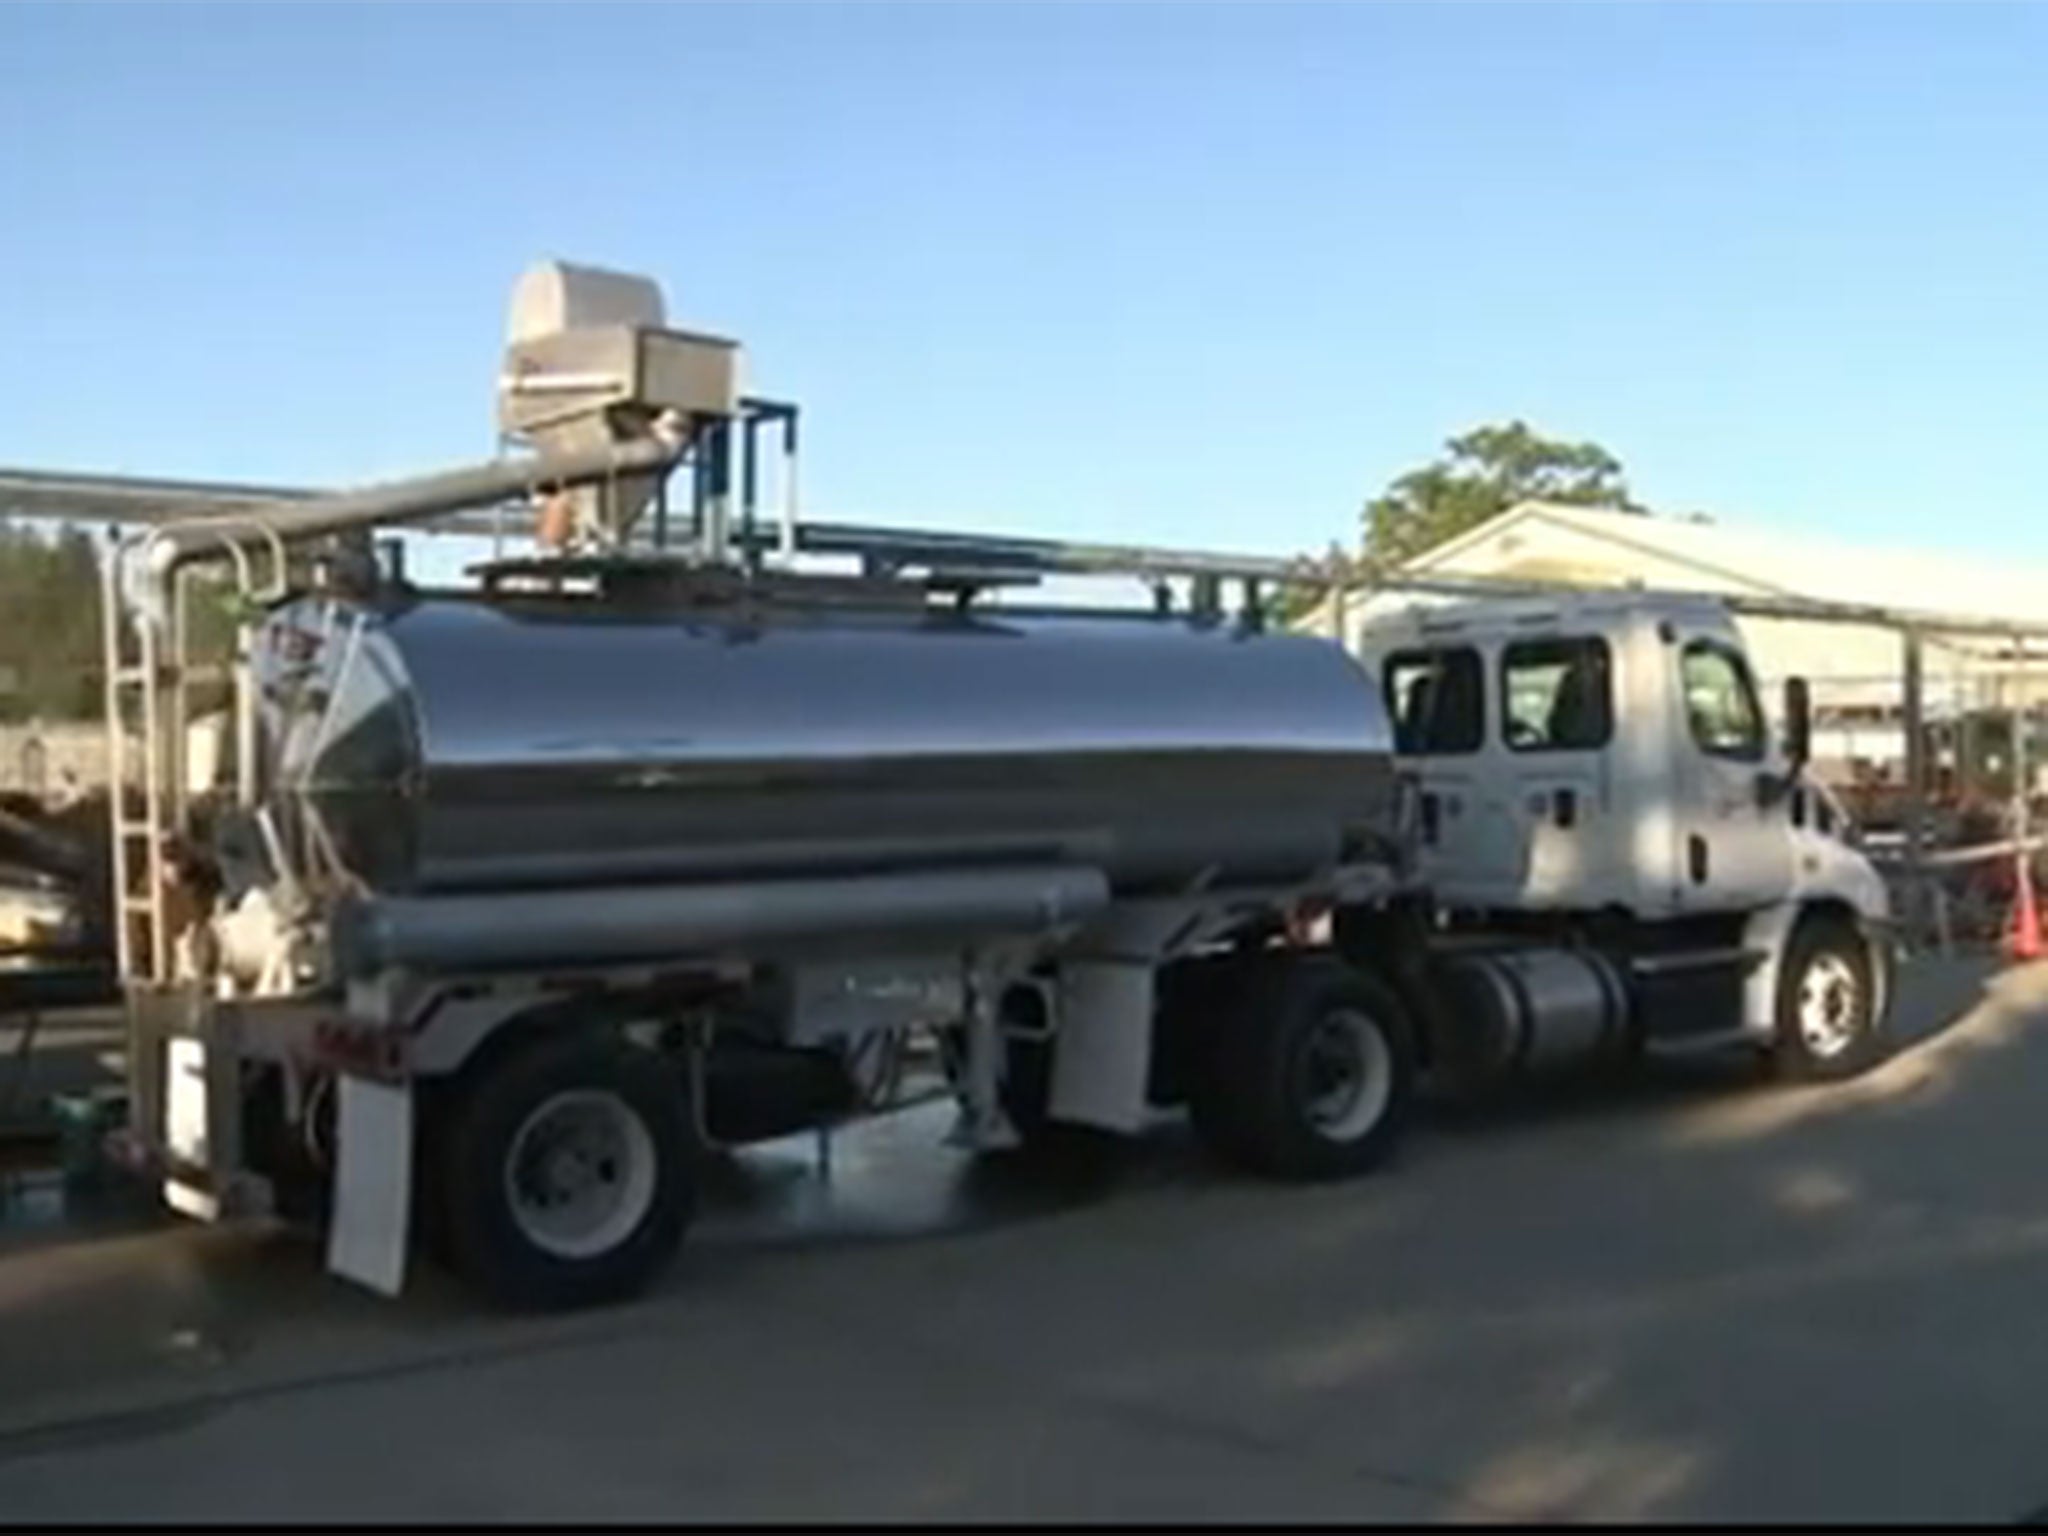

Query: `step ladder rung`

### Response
(113, 662, 221, 686)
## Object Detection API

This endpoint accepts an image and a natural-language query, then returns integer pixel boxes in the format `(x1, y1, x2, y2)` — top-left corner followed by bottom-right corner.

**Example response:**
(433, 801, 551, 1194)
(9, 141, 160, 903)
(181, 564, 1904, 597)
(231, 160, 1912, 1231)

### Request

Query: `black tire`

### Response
(434, 1032, 695, 1311)
(242, 1066, 334, 1228)
(1771, 916, 1882, 1082)
(998, 1030, 1056, 1143)
(1186, 956, 1415, 1181)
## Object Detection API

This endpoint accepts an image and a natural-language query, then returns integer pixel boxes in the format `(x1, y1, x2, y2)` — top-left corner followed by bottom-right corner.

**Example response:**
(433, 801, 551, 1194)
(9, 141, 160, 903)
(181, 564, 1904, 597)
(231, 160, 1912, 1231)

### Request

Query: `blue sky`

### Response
(2, 1, 2043, 562)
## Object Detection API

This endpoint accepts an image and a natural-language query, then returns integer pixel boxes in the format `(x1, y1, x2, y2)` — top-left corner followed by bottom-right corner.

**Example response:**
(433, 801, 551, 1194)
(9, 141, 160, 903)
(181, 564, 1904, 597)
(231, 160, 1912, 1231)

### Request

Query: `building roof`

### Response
(1396, 500, 2048, 629)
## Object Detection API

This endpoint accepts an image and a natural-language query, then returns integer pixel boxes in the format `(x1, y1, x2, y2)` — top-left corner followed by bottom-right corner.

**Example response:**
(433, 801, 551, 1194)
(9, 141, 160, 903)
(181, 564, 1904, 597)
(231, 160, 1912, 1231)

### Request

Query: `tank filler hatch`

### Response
(496, 260, 740, 550)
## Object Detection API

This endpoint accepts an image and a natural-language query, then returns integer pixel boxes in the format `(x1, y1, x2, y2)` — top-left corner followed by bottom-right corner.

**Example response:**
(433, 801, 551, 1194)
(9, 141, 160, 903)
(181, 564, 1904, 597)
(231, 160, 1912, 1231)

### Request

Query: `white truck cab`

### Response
(1351, 591, 1892, 1082)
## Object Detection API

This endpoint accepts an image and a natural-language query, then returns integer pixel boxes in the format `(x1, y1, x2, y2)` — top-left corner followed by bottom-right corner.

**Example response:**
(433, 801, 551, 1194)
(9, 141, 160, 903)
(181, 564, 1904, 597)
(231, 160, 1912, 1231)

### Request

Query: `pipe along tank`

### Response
(250, 589, 1401, 980)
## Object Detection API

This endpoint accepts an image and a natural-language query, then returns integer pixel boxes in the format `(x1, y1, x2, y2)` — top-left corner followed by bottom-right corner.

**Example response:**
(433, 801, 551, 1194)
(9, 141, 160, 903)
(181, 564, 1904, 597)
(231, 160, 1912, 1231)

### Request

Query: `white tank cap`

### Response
(506, 259, 667, 344)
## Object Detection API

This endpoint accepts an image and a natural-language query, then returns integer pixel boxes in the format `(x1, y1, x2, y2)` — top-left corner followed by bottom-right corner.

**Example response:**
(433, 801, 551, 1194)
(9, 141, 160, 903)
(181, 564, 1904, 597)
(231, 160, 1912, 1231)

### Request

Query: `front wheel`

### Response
(1771, 917, 1883, 1082)
(1187, 957, 1415, 1181)
(435, 1033, 695, 1311)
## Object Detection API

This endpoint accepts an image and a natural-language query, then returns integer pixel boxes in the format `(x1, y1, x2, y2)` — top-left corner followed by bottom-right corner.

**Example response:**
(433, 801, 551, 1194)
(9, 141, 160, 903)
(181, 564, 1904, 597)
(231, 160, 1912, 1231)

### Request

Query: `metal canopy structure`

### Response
(1337, 568, 2048, 650)
(10, 461, 2048, 638)
(0, 461, 1318, 600)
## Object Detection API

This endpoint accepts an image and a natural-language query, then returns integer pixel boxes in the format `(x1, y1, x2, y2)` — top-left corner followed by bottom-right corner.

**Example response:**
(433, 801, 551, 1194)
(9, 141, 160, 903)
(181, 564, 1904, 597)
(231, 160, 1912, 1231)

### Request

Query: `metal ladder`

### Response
(100, 521, 289, 985)
(100, 546, 171, 987)
(100, 521, 289, 1213)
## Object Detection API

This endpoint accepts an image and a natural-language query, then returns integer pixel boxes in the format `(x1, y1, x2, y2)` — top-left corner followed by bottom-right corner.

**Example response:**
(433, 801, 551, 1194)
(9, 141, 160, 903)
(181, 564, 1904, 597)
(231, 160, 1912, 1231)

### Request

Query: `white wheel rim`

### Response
(1297, 1007, 1395, 1142)
(1797, 952, 1862, 1060)
(503, 1089, 658, 1260)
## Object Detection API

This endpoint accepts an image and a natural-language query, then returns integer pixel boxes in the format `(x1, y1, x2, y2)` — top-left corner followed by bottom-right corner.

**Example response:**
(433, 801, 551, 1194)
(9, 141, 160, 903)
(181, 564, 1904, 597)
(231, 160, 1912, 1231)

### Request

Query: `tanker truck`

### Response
(94, 262, 1893, 1311)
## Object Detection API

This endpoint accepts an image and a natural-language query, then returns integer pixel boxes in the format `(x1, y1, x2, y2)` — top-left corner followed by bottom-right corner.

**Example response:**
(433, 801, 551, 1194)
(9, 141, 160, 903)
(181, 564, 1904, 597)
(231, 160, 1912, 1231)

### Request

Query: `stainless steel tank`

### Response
(253, 592, 1398, 903)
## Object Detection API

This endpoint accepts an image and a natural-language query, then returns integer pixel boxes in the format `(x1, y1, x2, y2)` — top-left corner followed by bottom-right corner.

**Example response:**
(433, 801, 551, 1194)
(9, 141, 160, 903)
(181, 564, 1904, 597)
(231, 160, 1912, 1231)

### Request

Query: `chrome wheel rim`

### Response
(504, 1089, 657, 1260)
(1797, 951, 1862, 1060)
(1296, 1007, 1395, 1141)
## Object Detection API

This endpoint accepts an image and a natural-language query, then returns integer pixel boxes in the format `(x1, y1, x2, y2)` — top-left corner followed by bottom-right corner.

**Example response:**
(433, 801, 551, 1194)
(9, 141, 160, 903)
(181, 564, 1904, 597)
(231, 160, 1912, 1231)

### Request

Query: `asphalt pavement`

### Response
(0, 953, 2042, 1522)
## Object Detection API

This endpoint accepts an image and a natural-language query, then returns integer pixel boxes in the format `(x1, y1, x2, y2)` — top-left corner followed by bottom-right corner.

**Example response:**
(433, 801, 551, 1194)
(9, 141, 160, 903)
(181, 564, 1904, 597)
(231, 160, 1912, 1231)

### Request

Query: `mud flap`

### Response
(1049, 961, 1154, 1133)
(164, 1037, 212, 1171)
(326, 1074, 413, 1297)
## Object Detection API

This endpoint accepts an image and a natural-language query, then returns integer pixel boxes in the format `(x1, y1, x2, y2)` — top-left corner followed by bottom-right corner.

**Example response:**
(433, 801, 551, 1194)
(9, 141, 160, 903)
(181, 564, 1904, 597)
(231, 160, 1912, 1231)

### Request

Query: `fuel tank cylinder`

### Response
(1431, 946, 1635, 1088)
(251, 592, 1398, 903)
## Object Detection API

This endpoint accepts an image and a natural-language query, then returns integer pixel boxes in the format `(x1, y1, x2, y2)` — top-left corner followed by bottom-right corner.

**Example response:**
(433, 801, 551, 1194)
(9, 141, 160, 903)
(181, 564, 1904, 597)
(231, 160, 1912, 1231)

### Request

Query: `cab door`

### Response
(1499, 634, 1616, 906)
(1381, 644, 1520, 900)
(1670, 632, 1795, 911)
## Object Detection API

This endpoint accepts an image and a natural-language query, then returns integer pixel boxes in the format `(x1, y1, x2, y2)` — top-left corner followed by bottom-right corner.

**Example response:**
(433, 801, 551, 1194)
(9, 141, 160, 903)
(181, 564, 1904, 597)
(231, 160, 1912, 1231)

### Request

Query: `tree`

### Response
(0, 520, 241, 725)
(1273, 421, 1642, 625)
(1271, 542, 1368, 628)
(0, 520, 103, 722)
(1361, 420, 1642, 569)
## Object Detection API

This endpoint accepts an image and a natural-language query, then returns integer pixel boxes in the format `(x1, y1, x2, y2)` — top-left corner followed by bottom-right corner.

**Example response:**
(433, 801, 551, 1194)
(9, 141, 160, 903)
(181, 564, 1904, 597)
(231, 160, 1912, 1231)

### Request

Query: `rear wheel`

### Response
(1771, 917, 1882, 1082)
(436, 1033, 694, 1311)
(1187, 957, 1415, 1181)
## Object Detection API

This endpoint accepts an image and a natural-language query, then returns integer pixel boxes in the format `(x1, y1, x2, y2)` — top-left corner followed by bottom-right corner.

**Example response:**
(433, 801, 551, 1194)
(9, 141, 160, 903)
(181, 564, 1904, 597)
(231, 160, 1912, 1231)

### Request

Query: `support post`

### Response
(702, 419, 732, 565)
(945, 958, 1018, 1152)
(740, 413, 760, 576)
(1903, 627, 1928, 941)
(779, 411, 799, 564)
(2014, 633, 2032, 905)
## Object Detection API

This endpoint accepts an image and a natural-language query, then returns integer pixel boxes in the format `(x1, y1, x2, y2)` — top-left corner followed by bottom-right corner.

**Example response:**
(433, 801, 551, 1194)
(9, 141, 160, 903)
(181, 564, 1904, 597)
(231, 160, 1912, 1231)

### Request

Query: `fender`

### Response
(1742, 899, 1894, 1040)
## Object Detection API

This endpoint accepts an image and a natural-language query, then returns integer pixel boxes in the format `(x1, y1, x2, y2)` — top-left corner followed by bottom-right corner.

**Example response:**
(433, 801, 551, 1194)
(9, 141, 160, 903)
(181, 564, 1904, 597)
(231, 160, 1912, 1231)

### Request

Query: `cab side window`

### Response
(1383, 647, 1483, 755)
(1680, 640, 1766, 762)
(1502, 637, 1612, 752)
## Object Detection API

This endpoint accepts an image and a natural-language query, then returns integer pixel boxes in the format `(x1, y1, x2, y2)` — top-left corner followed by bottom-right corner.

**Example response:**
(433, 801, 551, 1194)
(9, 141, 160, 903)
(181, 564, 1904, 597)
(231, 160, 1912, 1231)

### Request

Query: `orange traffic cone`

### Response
(2005, 848, 2044, 961)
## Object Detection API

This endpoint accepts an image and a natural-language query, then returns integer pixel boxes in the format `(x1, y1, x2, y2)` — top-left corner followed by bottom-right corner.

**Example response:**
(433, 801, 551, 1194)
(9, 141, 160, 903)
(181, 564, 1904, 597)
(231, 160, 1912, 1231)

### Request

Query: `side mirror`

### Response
(1783, 676, 1812, 774)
